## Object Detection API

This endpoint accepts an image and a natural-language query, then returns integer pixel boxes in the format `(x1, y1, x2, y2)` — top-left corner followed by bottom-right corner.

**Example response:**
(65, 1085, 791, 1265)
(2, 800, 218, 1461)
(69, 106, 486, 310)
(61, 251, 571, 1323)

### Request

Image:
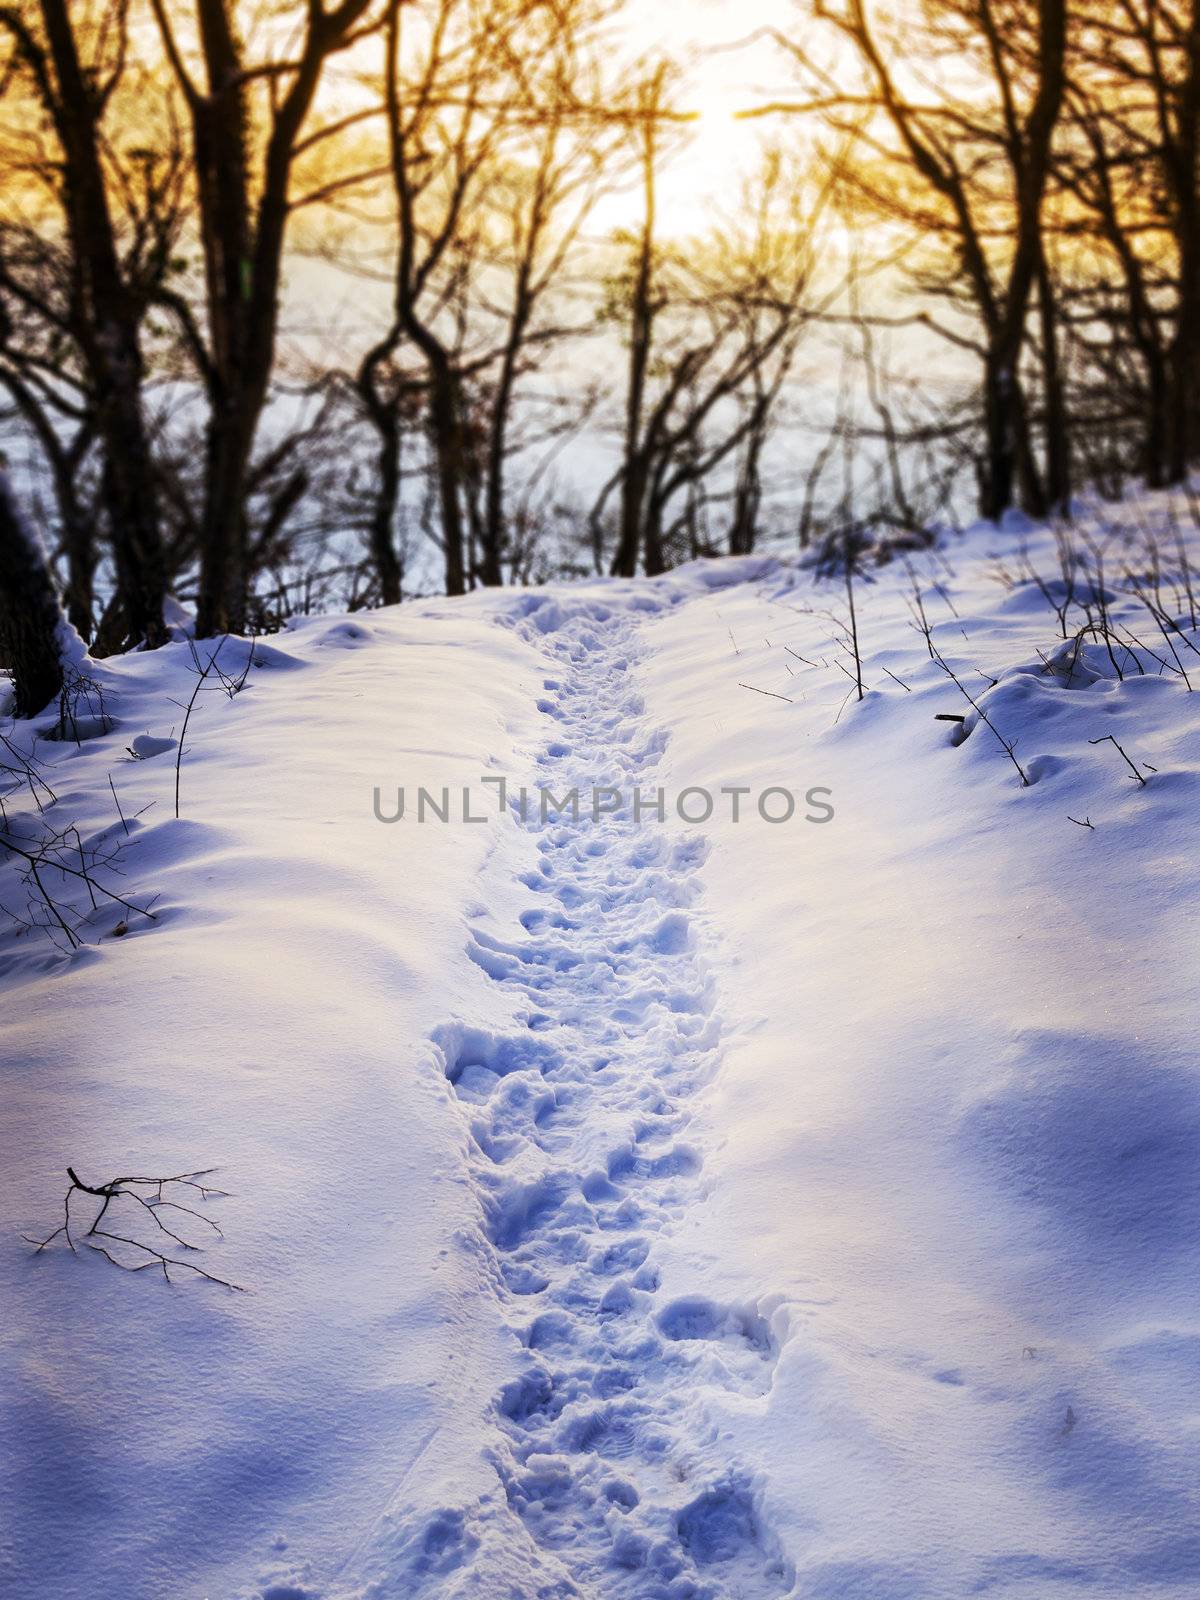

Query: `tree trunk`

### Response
(1036, 248, 1071, 508)
(612, 465, 644, 578)
(981, 344, 1045, 521)
(0, 473, 68, 717)
(480, 301, 531, 588)
(729, 421, 765, 555)
(981, 353, 1020, 519)
(371, 415, 403, 607)
(196, 404, 254, 636)
(1015, 383, 1048, 517)
(39, 0, 166, 647)
(426, 361, 466, 596)
(161, 0, 375, 633)
(1144, 357, 1170, 489)
(611, 90, 659, 580)
(103, 372, 169, 645)
(979, 0, 1067, 520)
(479, 401, 507, 588)
(59, 492, 96, 641)
(642, 486, 666, 577)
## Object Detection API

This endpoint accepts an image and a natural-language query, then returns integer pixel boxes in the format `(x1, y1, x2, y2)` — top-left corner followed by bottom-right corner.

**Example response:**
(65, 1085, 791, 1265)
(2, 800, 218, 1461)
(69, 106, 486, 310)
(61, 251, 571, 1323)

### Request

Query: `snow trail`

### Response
(428, 595, 793, 1598)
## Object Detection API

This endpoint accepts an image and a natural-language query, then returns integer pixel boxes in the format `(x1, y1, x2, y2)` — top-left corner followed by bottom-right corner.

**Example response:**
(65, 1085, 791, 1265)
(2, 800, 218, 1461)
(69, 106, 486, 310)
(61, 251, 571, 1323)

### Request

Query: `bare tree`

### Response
(0, 1, 172, 646)
(368, 0, 507, 597)
(1055, 0, 1200, 487)
(596, 138, 823, 575)
(778, 0, 1067, 519)
(606, 67, 674, 580)
(470, 14, 618, 587)
(352, 340, 424, 606)
(149, 0, 384, 635)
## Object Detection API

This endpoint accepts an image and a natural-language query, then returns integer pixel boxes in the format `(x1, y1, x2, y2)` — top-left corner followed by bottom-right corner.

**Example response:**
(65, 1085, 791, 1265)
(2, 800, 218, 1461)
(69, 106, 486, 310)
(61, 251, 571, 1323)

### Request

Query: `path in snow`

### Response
(428, 597, 792, 1598)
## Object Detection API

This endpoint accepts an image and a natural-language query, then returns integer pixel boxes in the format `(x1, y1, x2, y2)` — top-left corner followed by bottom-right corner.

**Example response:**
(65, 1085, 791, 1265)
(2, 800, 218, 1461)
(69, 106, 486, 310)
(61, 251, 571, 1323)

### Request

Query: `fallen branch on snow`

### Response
(25, 1166, 244, 1290)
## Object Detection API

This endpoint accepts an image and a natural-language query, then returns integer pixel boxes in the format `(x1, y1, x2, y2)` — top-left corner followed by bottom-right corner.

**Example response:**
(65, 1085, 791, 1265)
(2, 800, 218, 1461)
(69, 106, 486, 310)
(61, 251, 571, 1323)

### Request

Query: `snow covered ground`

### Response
(3, 498, 1200, 1600)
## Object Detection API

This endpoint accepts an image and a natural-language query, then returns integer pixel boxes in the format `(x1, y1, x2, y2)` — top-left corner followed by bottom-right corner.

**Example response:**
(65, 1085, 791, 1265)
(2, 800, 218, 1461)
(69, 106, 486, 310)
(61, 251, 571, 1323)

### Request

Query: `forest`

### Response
(0, 0, 1197, 702)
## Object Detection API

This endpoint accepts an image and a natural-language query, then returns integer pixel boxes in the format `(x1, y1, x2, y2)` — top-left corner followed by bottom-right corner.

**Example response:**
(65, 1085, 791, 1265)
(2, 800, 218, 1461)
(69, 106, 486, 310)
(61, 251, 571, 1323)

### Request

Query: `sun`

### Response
(656, 90, 762, 235)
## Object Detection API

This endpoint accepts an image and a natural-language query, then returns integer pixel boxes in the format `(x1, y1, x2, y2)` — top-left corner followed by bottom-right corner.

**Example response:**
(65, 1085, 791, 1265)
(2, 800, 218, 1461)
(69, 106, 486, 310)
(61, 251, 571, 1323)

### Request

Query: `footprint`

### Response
(656, 1296, 772, 1354)
(486, 1172, 575, 1251)
(590, 1237, 650, 1276)
(416, 602, 791, 1598)
(676, 1476, 793, 1594)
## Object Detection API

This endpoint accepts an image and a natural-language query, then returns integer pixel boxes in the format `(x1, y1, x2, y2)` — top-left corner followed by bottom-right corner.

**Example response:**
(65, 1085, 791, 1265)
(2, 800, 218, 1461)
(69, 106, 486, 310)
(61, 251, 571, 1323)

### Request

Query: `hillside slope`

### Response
(3, 499, 1199, 1600)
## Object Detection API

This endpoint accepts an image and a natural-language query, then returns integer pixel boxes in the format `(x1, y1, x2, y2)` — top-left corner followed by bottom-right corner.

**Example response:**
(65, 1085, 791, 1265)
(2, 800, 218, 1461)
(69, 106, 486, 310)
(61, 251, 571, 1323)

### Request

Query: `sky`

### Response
(297, 0, 820, 360)
(598, 0, 804, 234)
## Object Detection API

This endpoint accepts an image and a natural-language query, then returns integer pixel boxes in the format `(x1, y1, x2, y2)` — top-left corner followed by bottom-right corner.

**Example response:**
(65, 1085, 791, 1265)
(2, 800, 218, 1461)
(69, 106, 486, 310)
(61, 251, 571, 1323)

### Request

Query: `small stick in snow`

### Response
(784, 646, 822, 669)
(1067, 815, 1095, 829)
(1123, 573, 1196, 688)
(831, 657, 867, 690)
(25, 1166, 244, 1291)
(881, 666, 912, 692)
(1168, 499, 1198, 631)
(934, 713, 966, 722)
(71, 828, 97, 911)
(0, 732, 55, 811)
(931, 646, 1030, 786)
(904, 559, 936, 660)
(842, 529, 865, 702)
(832, 685, 857, 726)
(738, 683, 793, 704)
(108, 773, 130, 837)
(170, 636, 228, 819)
(1088, 734, 1149, 785)
(0, 824, 157, 948)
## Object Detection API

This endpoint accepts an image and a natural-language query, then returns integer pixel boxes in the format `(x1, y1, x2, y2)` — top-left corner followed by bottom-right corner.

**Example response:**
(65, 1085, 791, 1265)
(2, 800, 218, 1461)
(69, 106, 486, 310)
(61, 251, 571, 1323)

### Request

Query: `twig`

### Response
(881, 666, 912, 691)
(844, 530, 865, 702)
(173, 637, 228, 819)
(931, 647, 1029, 785)
(784, 646, 823, 668)
(108, 773, 130, 837)
(1088, 734, 1148, 785)
(738, 682, 793, 703)
(26, 1166, 244, 1291)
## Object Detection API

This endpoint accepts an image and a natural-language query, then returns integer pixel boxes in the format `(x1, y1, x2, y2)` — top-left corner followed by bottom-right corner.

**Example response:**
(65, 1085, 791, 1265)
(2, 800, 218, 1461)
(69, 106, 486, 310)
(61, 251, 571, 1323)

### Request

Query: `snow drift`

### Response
(3, 495, 1199, 1600)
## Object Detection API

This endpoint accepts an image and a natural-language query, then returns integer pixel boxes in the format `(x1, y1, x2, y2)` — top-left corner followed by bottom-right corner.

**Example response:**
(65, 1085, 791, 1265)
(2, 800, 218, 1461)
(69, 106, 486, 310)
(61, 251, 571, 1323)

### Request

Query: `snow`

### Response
(4, 497, 1200, 1600)
(639, 521, 1200, 1596)
(0, 608, 548, 1600)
